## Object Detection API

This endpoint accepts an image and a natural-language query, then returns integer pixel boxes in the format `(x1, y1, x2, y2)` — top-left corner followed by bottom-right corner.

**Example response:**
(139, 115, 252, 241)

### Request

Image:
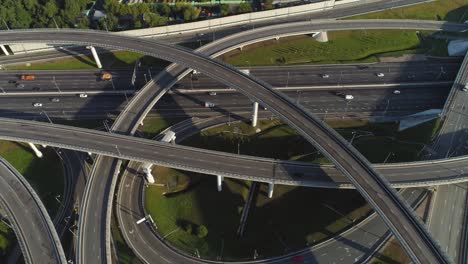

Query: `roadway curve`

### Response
(0, 20, 464, 263)
(0, 157, 66, 263)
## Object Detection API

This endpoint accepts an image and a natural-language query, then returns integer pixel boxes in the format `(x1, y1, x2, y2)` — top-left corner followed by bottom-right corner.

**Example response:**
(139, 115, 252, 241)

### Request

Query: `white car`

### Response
(463, 83, 468, 92)
(33, 102, 42, 107)
(376, 73, 385, 77)
(393, 90, 401, 94)
(345, 95, 354, 100)
(321, 74, 330, 78)
(79, 93, 88, 98)
(208, 92, 217, 96)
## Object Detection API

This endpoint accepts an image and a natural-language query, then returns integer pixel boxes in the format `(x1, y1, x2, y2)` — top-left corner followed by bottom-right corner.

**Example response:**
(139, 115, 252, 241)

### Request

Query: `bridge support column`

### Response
(143, 163, 155, 184)
(41, 144, 47, 148)
(252, 102, 258, 127)
(268, 183, 274, 198)
(217, 175, 224, 192)
(313, 32, 328, 43)
(275, 37, 280, 41)
(239, 46, 243, 51)
(88, 46, 102, 69)
(0, 45, 9, 56)
(28, 143, 43, 158)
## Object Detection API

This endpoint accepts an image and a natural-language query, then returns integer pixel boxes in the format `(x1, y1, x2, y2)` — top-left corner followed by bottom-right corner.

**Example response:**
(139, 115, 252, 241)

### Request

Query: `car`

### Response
(50, 98, 60, 102)
(204, 102, 215, 108)
(16, 83, 25, 88)
(393, 90, 401, 94)
(262, 106, 268, 110)
(321, 74, 330, 78)
(32, 87, 41, 91)
(8, 80, 16, 84)
(79, 93, 88, 98)
(208, 92, 217, 96)
(463, 83, 468, 92)
(345, 94, 354, 100)
(32, 102, 42, 107)
(376, 73, 385, 77)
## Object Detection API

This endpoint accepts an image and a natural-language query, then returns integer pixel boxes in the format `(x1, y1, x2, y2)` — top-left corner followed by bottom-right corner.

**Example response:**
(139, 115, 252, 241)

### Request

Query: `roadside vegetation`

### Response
(144, 117, 441, 259)
(349, 0, 468, 21)
(223, 29, 449, 66)
(0, 140, 64, 260)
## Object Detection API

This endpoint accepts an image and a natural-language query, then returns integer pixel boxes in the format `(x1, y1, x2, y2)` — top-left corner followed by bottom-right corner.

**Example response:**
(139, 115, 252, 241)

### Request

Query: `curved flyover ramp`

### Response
(0, 23, 464, 263)
(0, 157, 66, 263)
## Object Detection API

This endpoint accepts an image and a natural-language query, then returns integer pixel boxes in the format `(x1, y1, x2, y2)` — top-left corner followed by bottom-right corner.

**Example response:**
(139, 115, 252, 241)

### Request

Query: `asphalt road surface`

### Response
(0, 157, 66, 264)
(1, 20, 463, 263)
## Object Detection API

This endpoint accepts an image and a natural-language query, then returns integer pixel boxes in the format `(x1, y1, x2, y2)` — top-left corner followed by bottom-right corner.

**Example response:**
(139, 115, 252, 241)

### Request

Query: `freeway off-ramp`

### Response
(0, 157, 65, 263)
(1, 20, 465, 263)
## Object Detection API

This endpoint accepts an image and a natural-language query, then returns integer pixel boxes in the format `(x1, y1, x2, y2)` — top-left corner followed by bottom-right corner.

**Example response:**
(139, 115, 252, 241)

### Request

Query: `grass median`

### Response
(348, 0, 468, 21)
(222, 29, 447, 66)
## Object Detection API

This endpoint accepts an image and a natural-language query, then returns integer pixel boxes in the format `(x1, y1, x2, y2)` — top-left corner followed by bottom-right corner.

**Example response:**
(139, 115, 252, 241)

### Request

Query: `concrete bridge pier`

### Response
(28, 143, 43, 158)
(0, 45, 9, 55)
(313, 32, 328, 42)
(88, 46, 102, 69)
(217, 175, 224, 192)
(142, 163, 155, 184)
(252, 102, 259, 127)
(268, 183, 274, 198)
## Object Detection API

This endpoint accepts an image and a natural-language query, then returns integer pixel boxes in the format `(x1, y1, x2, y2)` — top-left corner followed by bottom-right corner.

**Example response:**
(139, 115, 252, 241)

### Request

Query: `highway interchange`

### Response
(0, 1, 467, 263)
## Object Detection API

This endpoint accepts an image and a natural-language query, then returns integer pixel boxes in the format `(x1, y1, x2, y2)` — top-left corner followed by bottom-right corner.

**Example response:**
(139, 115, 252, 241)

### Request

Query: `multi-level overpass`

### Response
(1, 19, 465, 263)
(0, 157, 66, 263)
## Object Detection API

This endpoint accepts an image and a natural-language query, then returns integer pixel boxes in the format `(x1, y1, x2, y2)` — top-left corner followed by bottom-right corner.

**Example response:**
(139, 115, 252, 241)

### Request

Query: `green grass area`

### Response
(0, 140, 64, 259)
(348, 0, 468, 22)
(138, 117, 187, 138)
(145, 169, 370, 260)
(8, 50, 170, 70)
(222, 30, 445, 66)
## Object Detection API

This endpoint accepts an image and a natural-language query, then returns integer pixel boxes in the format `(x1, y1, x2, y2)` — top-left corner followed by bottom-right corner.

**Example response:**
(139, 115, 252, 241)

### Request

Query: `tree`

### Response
(12, 2, 32, 28)
(197, 225, 208, 238)
(43, 1, 58, 18)
(160, 3, 171, 17)
(263, 0, 273, 10)
(145, 13, 168, 27)
(238, 3, 252, 13)
(183, 5, 200, 21)
(220, 4, 229, 16)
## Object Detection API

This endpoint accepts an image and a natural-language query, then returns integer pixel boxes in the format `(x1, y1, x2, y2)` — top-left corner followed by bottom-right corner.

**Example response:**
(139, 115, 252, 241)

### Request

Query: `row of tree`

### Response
(0, 0, 91, 29)
(0, 0, 274, 31)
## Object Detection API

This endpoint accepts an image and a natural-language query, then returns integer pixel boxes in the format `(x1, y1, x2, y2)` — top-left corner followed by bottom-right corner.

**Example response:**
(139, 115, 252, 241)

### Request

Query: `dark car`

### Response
(8, 80, 16, 84)
(32, 87, 41, 91)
